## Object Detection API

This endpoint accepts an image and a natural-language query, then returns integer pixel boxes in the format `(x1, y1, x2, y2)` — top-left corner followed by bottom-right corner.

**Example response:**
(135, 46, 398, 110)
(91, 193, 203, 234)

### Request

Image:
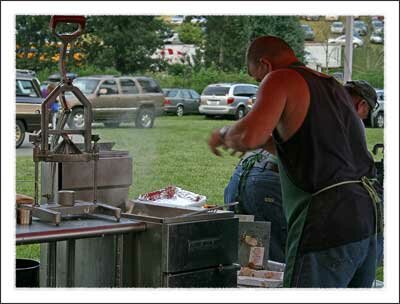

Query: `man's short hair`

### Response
(344, 80, 377, 109)
(246, 36, 296, 65)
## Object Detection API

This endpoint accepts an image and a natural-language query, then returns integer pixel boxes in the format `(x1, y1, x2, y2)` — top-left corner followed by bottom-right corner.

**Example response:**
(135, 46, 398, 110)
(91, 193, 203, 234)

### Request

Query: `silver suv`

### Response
(199, 83, 258, 120)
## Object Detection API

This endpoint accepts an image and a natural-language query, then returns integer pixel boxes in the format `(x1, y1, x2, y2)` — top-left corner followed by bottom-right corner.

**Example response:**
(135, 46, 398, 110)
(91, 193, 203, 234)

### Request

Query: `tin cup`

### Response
(17, 208, 32, 225)
(58, 190, 75, 206)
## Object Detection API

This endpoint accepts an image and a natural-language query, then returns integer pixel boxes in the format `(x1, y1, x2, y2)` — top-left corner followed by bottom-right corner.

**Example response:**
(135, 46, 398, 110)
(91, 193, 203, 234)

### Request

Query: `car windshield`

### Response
(165, 89, 179, 97)
(333, 23, 342, 27)
(71, 78, 99, 94)
(354, 21, 364, 27)
(202, 86, 230, 96)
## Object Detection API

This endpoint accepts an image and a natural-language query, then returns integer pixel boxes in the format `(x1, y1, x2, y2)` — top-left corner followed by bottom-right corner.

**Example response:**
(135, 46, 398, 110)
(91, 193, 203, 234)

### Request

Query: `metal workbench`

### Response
(16, 216, 146, 287)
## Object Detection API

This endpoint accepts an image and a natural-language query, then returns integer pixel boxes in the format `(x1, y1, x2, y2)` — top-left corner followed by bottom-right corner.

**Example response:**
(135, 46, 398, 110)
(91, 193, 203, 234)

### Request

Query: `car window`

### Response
(165, 89, 179, 97)
(72, 78, 100, 95)
(120, 79, 139, 94)
(99, 79, 118, 95)
(189, 90, 200, 99)
(137, 78, 162, 93)
(233, 86, 246, 96)
(233, 85, 257, 97)
(181, 90, 191, 99)
(16, 79, 40, 97)
(202, 86, 230, 96)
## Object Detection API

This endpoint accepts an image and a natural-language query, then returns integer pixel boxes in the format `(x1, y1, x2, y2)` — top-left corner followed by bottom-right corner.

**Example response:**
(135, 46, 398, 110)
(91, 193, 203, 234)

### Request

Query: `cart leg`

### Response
(66, 239, 75, 287)
(115, 234, 123, 287)
(47, 242, 57, 287)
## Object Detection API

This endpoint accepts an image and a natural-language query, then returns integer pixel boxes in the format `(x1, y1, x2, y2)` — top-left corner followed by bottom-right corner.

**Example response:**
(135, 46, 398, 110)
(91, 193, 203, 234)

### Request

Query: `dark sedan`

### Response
(163, 88, 201, 116)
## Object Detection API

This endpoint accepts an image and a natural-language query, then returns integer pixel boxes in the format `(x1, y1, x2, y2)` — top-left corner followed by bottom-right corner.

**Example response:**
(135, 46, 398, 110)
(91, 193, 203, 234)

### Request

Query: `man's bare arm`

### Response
(223, 70, 288, 151)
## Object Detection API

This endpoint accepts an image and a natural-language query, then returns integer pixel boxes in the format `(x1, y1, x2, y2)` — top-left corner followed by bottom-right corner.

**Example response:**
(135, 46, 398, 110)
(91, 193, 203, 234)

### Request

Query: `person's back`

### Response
(224, 149, 287, 263)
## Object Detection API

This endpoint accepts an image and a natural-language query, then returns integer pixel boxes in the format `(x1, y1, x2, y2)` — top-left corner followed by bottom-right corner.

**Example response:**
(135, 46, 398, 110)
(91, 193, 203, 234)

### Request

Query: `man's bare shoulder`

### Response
(261, 68, 309, 91)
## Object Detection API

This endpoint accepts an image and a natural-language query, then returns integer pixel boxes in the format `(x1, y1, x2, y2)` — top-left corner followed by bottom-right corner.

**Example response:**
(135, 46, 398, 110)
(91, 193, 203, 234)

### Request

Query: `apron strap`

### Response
(312, 177, 381, 204)
(311, 176, 383, 233)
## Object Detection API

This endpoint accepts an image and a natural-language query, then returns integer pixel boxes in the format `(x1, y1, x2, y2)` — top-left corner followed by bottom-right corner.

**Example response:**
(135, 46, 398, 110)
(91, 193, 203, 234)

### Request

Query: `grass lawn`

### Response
(15, 115, 384, 281)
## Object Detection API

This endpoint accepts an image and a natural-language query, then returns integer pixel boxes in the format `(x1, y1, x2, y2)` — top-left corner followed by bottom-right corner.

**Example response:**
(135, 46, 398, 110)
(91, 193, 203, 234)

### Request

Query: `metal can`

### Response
(17, 208, 32, 225)
(58, 190, 75, 206)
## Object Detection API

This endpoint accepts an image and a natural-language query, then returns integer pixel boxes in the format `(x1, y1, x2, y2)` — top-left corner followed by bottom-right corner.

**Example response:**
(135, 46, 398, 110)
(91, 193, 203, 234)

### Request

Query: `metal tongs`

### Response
(170, 202, 239, 219)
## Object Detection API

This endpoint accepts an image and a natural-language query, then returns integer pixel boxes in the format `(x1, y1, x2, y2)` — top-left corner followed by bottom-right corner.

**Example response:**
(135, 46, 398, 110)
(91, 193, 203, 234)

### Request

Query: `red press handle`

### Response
(50, 15, 86, 40)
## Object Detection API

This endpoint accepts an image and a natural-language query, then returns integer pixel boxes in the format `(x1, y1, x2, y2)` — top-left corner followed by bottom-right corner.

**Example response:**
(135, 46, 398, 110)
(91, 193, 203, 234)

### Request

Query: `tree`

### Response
(86, 16, 165, 74)
(247, 16, 305, 61)
(16, 15, 96, 72)
(16, 15, 59, 71)
(177, 23, 204, 45)
(202, 16, 305, 72)
(203, 16, 249, 71)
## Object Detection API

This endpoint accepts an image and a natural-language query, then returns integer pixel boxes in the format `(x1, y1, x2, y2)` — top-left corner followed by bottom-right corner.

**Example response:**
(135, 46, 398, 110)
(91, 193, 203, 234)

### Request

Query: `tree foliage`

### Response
(247, 16, 305, 60)
(203, 16, 250, 72)
(176, 23, 204, 45)
(203, 16, 305, 71)
(85, 16, 165, 74)
(16, 15, 305, 76)
(16, 15, 59, 71)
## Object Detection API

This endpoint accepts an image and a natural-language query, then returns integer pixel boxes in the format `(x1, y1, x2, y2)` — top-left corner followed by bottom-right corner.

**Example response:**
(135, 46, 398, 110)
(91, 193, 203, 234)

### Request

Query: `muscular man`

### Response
(208, 36, 383, 287)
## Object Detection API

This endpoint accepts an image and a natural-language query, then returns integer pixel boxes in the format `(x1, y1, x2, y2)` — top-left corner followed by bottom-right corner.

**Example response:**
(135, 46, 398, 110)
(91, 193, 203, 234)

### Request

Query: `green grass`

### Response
(16, 115, 384, 280)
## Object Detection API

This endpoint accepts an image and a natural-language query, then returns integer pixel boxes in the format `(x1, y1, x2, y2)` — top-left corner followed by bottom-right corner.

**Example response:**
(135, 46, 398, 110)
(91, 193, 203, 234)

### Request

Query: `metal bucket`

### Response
(16, 258, 40, 287)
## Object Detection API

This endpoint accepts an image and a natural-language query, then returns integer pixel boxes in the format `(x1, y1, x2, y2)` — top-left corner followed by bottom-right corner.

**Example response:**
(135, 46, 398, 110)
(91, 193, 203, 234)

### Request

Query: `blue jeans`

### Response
(224, 164, 287, 263)
(290, 235, 380, 287)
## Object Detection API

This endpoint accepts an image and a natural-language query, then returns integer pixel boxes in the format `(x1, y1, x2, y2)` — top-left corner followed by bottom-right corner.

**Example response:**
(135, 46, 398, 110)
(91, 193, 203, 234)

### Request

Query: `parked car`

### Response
(170, 15, 185, 25)
(353, 20, 368, 36)
(371, 20, 384, 33)
(370, 30, 384, 44)
(199, 83, 258, 120)
(301, 24, 315, 41)
(370, 89, 384, 128)
(16, 69, 37, 77)
(305, 16, 320, 21)
(371, 16, 384, 21)
(328, 34, 364, 47)
(162, 88, 201, 116)
(332, 71, 344, 84)
(330, 21, 345, 34)
(47, 72, 78, 83)
(65, 75, 164, 129)
(163, 32, 181, 44)
(325, 16, 339, 21)
(16, 72, 43, 148)
(190, 16, 207, 24)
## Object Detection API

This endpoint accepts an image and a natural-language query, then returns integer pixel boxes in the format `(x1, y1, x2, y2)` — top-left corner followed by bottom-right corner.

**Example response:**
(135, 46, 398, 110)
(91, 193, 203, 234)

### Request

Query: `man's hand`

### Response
(208, 129, 226, 156)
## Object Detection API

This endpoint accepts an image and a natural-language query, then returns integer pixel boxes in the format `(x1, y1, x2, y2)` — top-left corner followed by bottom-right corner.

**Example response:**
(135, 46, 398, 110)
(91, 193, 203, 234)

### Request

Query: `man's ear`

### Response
(259, 57, 269, 65)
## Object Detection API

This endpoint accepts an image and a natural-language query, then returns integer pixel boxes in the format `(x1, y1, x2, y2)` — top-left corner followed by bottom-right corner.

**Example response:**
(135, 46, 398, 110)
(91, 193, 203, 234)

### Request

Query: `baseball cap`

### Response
(344, 80, 378, 109)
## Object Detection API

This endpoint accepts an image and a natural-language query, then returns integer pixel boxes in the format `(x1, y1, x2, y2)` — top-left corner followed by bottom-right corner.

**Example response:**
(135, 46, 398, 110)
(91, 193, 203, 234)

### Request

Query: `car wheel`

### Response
(135, 108, 155, 128)
(235, 106, 246, 120)
(176, 105, 184, 117)
(104, 122, 120, 128)
(374, 112, 384, 128)
(68, 107, 85, 129)
(16, 120, 25, 148)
